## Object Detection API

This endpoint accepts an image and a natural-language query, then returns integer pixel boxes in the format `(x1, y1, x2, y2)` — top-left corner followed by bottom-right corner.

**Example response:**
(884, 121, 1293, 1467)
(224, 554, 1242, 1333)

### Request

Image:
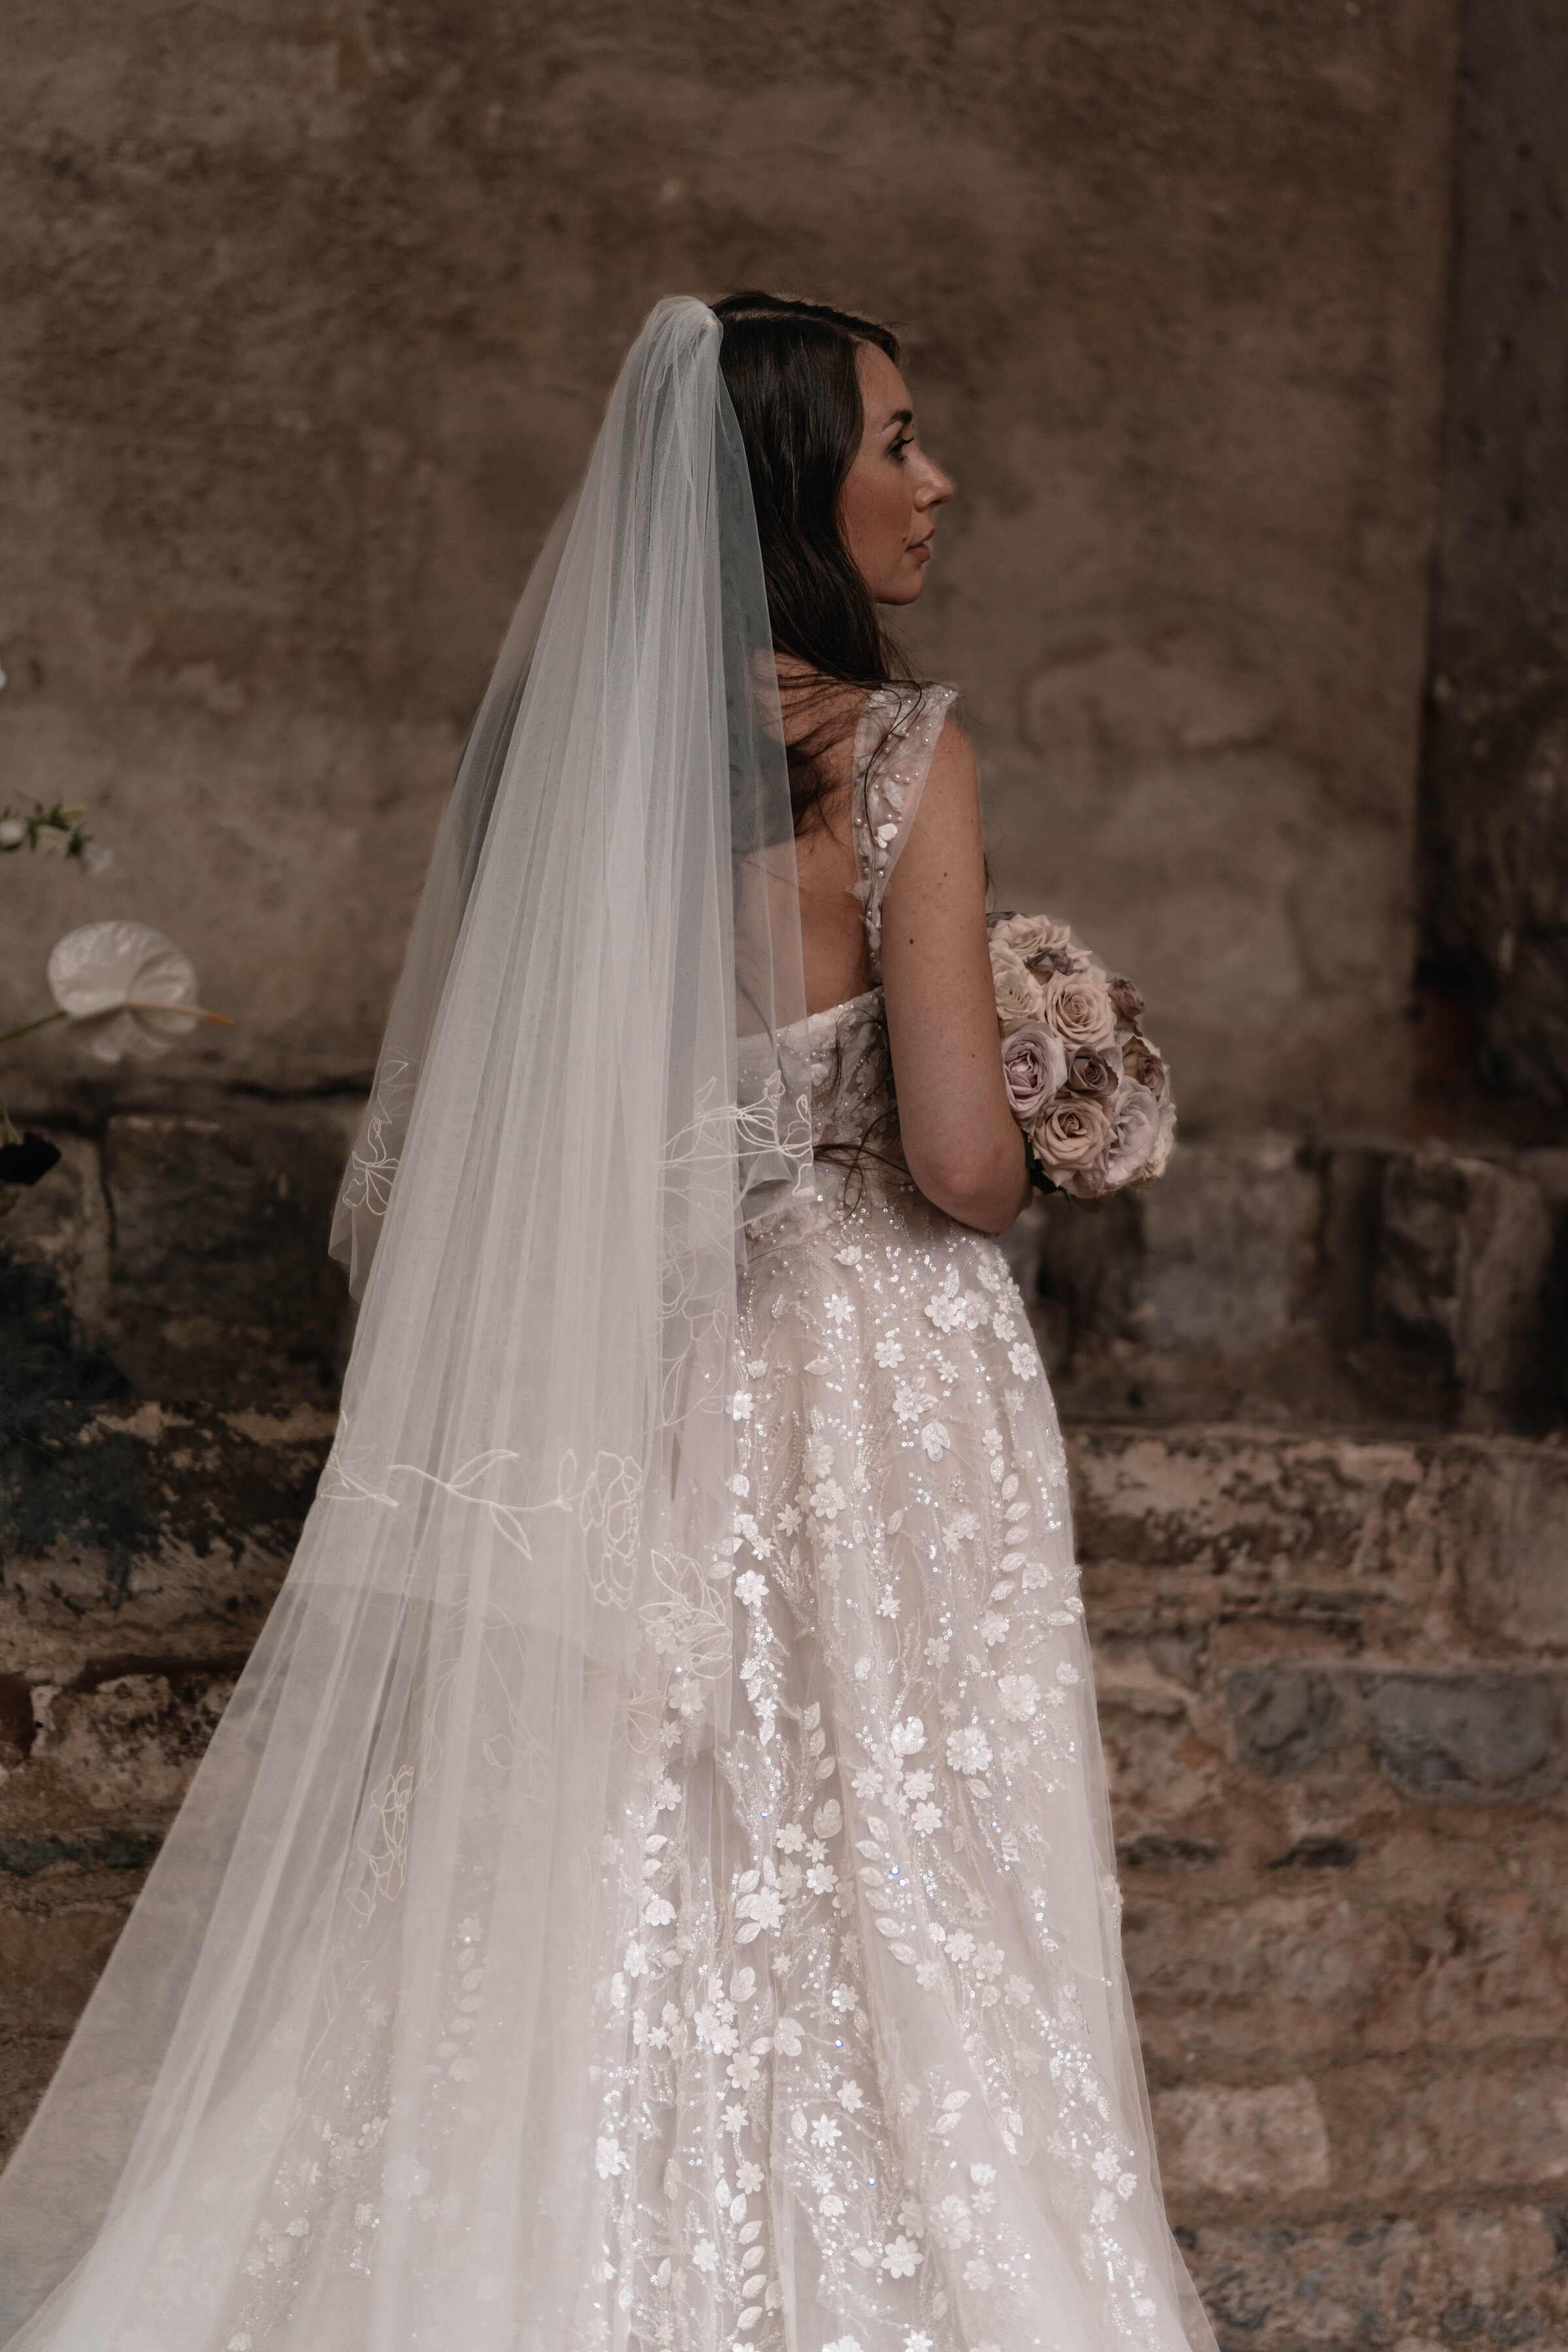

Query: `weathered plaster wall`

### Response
(1419, 0, 1568, 1134)
(1, 0, 1458, 1132)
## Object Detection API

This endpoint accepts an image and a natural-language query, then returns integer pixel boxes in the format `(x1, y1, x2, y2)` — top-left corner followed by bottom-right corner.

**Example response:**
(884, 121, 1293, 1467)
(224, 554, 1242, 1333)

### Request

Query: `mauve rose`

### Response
(1031, 1094, 1113, 1174)
(1104, 1079, 1161, 1186)
(1107, 973, 1145, 1025)
(1039, 970, 1115, 1052)
(1030, 944, 1092, 977)
(1066, 1044, 1120, 1100)
(990, 940, 1044, 1035)
(1000, 1024, 1068, 1122)
(1122, 1033, 1166, 1098)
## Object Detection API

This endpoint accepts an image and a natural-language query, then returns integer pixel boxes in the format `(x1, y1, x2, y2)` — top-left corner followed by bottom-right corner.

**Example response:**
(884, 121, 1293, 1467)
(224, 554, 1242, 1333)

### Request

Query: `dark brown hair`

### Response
(713, 290, 919, 836)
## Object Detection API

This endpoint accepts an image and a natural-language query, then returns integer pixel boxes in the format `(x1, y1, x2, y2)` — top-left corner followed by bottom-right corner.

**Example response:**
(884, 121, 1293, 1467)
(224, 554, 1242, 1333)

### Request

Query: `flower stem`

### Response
(0, 1003, 231, 1049)
(0, 1009, 67, 1048)
(119, 1001, 233, 1027)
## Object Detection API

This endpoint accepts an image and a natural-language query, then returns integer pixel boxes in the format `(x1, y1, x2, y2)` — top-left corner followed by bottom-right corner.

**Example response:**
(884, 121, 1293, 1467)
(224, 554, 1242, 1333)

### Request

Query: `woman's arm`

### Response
(879, 721, 1032, 1234)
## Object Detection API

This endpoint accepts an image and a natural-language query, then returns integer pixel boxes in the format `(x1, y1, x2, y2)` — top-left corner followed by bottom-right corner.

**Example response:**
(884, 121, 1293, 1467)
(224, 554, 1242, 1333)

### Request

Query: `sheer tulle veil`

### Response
(0, 297, 814, 2349)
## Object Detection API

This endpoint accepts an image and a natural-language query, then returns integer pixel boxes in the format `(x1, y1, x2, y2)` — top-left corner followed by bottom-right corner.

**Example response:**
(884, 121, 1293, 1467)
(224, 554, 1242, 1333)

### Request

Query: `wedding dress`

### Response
(0, 302, 1213, 2352)
(562, 687, 1215, 2352)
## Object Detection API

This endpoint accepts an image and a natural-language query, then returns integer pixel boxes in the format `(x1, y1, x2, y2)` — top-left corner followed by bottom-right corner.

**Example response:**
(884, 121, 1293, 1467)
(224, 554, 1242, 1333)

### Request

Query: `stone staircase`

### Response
(2, 1105, 1566, 2348)
(1075, 1422, 1568, 2347)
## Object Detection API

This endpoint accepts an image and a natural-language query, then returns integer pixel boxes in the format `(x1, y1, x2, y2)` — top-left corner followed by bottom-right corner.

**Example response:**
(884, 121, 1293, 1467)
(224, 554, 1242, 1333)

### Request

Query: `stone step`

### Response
(1, 1408, 1565, 2342)
(1004, 1132, 1568, 1435)
(7, 1105, 1568, 1431)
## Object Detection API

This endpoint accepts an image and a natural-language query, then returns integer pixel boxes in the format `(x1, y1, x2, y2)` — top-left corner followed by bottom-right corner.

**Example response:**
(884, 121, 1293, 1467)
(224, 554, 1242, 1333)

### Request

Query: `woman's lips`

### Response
(910, 542, 932, 563)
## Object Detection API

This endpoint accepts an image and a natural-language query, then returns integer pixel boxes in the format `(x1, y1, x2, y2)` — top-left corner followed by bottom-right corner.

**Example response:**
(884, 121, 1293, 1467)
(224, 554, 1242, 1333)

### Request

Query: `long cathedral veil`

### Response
(0, 297, 813, 2349)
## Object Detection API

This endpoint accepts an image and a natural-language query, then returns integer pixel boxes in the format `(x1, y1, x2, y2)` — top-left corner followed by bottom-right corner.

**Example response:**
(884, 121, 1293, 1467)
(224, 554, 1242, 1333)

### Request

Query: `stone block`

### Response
(1367, 1671, 1568, 1805)
(1181, 2205, 1568, 2351)
(1226, 1667, 1343, 1779)
(1335, 2055, 1568, 2197)
(1362, 1892, 1567, 2056)
(101, 1102, 361, 1405)
(1070, 1426, 1433, 1601)
(29, 1669, 237, 1816)
(0, 1398, 331, 1646)
(1070, 1426, 1568, 1669)
(1038, 1134, 1320, 1368)
(1015, 1134, 1563, 1431)
(1226, 1663, 1568, 1804)
(0, 1829, 161, 1876)
(1519, 1145, 1568, 1209)
(1375, 1145, 1552, 1415)
(1124, 1893, 1396, 2058)
(1098, 1691, 1227, 1850)
(0, 1903, 129, 2038)
(1451, 1443, 1568, 1652)
(1130, 1872, 1568, 2074)
(1153, 2079, 1332, 2198)
(0, 1132, 110, 1333)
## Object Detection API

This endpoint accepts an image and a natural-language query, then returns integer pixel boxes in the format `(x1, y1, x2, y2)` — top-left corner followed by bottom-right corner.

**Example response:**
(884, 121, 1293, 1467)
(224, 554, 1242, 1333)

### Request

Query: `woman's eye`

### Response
(889, 434, 912, 461)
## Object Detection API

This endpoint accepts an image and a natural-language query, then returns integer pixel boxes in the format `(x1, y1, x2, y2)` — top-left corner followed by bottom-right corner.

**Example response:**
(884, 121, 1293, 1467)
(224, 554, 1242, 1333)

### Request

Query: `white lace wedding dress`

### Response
(571, 685, 1208, 2352)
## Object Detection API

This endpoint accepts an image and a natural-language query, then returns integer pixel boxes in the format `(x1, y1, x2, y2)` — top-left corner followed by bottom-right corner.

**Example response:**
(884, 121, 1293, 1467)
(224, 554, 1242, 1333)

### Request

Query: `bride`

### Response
(0, 293, 1216, 2352)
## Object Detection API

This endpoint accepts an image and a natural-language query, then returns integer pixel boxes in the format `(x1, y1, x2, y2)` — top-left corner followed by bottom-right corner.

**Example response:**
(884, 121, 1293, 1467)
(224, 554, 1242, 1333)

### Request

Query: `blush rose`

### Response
(1030, 1094, 1113, 1176)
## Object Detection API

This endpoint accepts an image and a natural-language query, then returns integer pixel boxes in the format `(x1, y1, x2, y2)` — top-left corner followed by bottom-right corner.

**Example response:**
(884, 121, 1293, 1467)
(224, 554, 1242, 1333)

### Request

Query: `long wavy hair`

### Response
(713, 290, 920, 838)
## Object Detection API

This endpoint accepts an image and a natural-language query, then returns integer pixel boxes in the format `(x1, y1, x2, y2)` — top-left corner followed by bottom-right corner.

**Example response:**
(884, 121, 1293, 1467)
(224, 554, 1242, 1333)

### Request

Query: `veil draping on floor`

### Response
(0, 297, 813, 2350)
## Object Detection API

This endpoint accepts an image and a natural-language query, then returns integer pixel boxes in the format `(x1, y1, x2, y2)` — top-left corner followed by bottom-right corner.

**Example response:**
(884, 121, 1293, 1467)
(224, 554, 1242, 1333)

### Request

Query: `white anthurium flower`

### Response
(46, 920, 226, 1063)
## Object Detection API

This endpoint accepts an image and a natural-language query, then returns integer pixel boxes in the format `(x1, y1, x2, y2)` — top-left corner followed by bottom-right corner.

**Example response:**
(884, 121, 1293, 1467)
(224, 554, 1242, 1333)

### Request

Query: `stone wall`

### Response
(1419, 0, 1568, 1135)
(9, 1101, 1567, 1442)
(5, 1349, 1565, 2342)
(1, 0, 1459, 1132)
(5, 1120, 1568, 2347)
(1077, 1422, 1568, 2343)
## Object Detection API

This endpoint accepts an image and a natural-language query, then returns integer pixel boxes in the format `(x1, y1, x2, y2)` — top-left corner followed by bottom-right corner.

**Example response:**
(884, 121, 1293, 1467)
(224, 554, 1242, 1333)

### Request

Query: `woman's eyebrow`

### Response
(884, 406, 914, 431)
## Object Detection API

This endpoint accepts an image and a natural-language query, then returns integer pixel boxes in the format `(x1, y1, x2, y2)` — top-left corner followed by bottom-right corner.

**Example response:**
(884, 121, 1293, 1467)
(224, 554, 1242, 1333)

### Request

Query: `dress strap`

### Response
(849, 682, 960, 979)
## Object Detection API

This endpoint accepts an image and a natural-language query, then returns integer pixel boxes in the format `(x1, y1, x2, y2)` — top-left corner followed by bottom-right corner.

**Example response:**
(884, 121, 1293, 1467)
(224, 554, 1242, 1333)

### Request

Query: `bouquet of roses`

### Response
(988, 913, 1175, 1202)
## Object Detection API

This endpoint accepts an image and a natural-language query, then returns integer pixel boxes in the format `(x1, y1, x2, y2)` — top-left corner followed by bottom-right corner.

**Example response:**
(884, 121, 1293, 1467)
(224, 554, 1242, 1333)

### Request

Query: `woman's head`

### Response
(713, 290, 953, 681)
(713, 291, 953, 834)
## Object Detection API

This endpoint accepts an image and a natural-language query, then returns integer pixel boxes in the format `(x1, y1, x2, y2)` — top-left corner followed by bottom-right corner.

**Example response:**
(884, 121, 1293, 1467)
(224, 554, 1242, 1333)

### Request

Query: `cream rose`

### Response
(1142, 1090, 1178, 1184)
(990, 940, 1045, 1035)
(990, 911, 1074, 964)
(1039, 970, 1115, 1053)
(1103, 1079, 1160, 1186)
(1030, 1094, 1113, 1175)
